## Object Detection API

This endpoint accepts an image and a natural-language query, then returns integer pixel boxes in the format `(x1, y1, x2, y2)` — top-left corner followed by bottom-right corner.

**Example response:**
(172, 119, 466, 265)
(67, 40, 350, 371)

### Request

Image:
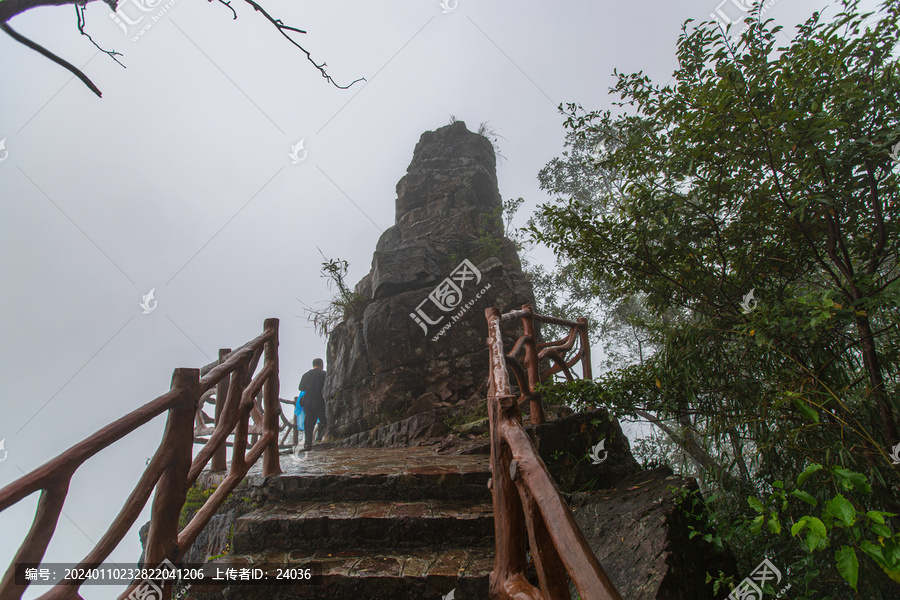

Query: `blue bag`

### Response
(295, 392, 306, 431)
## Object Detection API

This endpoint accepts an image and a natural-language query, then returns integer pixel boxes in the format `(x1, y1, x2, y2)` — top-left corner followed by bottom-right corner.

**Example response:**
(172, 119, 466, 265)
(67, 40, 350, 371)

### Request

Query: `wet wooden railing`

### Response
(485, 305, 622, 600)
(0, 319, 282, 600)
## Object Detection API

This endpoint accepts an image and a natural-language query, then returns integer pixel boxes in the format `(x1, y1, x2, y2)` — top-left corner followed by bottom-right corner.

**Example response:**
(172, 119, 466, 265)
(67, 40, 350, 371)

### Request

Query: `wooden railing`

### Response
(192, 348, 300, 460)
(485, 305, 621, 600)
(499, 304, 592, 425)
(0, 319, 282, 600)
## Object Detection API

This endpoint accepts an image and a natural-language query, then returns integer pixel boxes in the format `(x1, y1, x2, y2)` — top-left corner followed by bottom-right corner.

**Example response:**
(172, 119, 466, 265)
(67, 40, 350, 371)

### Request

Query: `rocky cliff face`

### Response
(324, 122, 534, 440)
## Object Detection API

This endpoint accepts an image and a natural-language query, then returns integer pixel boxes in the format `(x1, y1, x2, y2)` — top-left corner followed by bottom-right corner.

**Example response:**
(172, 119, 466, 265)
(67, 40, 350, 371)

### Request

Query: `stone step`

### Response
(232, 499, 495, 553)
(189, 548, 493, 599)
(223, 447, 493, 503)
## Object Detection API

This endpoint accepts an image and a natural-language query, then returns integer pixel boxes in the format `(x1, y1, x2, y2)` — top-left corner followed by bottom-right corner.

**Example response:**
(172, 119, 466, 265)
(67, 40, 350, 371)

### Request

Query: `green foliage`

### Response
(529, 1, 900, 596)
(673, 484, 728, 551)
(672, 484, 742, 595)
(477, 120, 506, 162)
(745, 466, 900, 591)
(472, 205, 506, 266)
(179, 483, 218, 529)
(207, 523, 235, 561)
(536, 379, 610, 414)
(449, 197, 523, 268)
(444, 400, 488, 432)
(304, 251, 371, 337)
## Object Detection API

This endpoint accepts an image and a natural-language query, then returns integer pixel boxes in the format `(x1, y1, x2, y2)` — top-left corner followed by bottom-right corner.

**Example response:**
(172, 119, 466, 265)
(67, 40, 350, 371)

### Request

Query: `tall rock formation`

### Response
(324, 121, 534, 440)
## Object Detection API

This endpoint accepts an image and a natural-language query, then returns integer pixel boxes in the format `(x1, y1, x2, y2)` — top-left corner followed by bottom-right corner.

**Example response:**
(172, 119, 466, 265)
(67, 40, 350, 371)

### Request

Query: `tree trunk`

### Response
(854, 312, 897, 446)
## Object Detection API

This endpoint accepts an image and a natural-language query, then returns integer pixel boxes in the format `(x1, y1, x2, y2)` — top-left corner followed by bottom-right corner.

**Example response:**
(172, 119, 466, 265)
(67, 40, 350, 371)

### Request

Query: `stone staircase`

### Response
(190, 447, 495, 599)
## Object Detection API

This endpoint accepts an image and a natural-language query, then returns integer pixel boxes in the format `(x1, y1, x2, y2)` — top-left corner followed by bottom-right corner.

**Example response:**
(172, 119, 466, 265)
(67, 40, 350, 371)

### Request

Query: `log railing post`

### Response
(578, 318, 592, 381)
(144, 368, 198, 575)
(211, 348, 230, 472)
(521, 304, 544, 425)
(232, 409, 250, 474)
(262, 318, 282, 477)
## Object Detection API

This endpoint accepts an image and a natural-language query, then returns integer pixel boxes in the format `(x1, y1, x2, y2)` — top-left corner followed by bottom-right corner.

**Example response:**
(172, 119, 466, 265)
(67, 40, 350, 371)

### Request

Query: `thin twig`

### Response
(76, 2, 125, 68)
(209, 0, 237, 20)
(236, 0, 365, 89)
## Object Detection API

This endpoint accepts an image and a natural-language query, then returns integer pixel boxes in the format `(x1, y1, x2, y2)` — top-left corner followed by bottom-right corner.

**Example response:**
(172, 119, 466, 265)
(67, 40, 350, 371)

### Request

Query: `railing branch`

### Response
(68, 441, 174, 577)
(187, 360, 250, 486)
(0, 388, 182, 511)
(0, 478, 70, 600)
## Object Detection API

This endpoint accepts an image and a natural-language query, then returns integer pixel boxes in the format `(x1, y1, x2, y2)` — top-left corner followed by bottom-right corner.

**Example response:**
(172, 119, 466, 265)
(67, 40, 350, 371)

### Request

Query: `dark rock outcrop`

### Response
(325, 122, 534, 440)
(530, 408, 641, 492)
(571, 467, 737, 599)
(335, 405, 456, 448)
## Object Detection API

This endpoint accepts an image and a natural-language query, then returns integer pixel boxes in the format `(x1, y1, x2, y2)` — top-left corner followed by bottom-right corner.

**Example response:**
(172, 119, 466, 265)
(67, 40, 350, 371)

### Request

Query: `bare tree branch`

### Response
(1, 20, 103, 97)
(2, 0, 364, 96)
(0, 0, 109, 23)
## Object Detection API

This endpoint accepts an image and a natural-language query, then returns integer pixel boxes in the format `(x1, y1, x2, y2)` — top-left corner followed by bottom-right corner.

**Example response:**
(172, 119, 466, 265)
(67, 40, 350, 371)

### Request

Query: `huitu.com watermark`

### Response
(127, 558, 191, 600)
(289, 139, 308, 164)
(589, 438, 608, 465)
(729, 558, 791, 600)
(710, 0, 781, 40)
(409, 259, 491, 341)
(109, 0, 181, 42)
(740, 288, 757, 314)
(140, 288, 157, 314)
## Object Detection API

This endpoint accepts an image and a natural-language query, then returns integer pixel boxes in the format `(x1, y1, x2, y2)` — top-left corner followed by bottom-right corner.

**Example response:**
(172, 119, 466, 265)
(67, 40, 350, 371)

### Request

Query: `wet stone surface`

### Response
(191, 447, 494, 599)
(196, 447, 494, 504)
(198, 447, 489, 482)
(231, 497, 495, 553)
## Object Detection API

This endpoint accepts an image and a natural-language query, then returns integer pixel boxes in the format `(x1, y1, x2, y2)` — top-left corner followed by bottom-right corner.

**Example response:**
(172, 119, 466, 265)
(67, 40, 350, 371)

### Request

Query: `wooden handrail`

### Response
(0, 319, 283, 600)
(485, 305, 620, 600)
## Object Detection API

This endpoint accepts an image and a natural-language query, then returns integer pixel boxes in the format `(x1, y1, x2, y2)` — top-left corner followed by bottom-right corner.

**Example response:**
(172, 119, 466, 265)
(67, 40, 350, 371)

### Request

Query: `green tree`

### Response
(531, 1, 900, 596)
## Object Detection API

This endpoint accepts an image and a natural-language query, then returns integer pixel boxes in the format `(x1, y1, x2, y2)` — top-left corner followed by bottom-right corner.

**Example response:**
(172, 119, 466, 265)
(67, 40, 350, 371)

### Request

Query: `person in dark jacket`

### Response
(298, 358, 327, 450)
